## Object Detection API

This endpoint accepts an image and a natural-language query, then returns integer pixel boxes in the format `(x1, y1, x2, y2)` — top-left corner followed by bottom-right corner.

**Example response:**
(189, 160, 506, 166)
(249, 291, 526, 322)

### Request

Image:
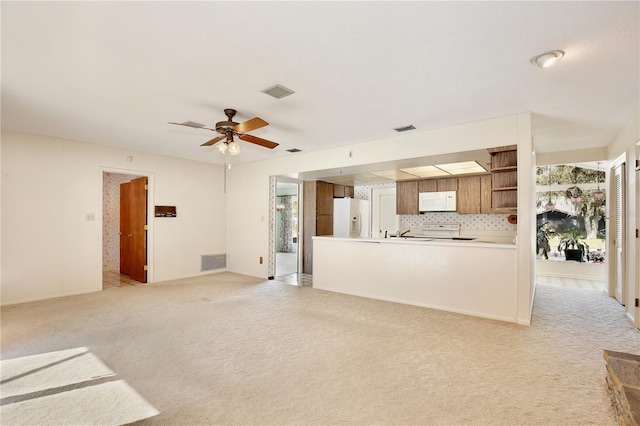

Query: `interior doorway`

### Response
(274, 181, 299, 281)
(371, 186, 399, 238)
(102, 172, 149, 289)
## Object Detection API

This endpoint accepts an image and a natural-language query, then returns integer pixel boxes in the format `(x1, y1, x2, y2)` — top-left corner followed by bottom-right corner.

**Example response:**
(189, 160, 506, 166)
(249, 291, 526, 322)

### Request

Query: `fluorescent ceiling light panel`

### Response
(400, 166, 451, 178)
(436, 161, 486, 175)
(371, 170, 419, 180)
(352, 173, 390, 182)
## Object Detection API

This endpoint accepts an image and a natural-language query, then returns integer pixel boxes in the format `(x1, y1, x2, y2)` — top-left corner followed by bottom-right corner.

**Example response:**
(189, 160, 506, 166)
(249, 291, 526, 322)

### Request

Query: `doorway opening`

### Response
(273, 181, 301, 285)
(535, 161, 608, 292)
(102, 172, 149, 289)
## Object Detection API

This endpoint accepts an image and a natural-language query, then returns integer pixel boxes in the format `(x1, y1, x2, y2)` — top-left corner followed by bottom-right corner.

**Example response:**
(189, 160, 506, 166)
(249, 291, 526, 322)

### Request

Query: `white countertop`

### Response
(312, 235, 516, 249)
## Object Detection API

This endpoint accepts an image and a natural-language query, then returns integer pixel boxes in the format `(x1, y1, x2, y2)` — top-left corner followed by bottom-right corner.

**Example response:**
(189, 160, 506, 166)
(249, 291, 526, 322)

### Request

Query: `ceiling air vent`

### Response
(394, 125, 416, 133)
(286, 148, 302, 153)
(262, 84, 295, 99)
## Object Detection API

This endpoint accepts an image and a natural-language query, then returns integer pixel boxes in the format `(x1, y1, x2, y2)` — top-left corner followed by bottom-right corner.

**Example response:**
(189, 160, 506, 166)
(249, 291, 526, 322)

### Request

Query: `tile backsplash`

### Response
(355, 183, 516, 232)
(399, 213, 516, 231)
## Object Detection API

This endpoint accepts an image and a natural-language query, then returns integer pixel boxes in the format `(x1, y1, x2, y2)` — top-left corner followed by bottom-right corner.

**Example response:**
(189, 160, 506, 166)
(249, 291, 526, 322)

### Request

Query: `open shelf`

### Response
(489, 145, 517, 211)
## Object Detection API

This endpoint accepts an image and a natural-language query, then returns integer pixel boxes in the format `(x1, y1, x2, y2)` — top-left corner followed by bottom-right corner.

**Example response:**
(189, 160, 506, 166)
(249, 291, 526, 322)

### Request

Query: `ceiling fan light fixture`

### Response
(218, 143, 228, 154)
(227, 141, 241, 156)
(530, 50, 565, 68)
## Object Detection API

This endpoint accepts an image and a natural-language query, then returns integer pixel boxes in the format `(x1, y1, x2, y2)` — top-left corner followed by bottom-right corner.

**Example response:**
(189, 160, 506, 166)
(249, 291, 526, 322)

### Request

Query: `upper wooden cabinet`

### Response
(418, 180, 438, 193)
(333, 184, 354, 198)
(316, 181, 334, 215)
(489, 145, 518, 211)
(437, 178, 458, 191)
(457, 176, 481, 214)
(396, 180, 419, 215)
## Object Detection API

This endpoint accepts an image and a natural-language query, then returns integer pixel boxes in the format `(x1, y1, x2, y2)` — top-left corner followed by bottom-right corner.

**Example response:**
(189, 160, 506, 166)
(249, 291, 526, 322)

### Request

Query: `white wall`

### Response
(227, 113, 535, 324)
(606, 111, 639, 325)
(1, 130, 226, 305)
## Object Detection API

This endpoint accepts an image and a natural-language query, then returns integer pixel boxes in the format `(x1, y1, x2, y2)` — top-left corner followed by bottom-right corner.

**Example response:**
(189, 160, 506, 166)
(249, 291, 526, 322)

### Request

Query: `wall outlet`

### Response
(86, 213, 95, 221)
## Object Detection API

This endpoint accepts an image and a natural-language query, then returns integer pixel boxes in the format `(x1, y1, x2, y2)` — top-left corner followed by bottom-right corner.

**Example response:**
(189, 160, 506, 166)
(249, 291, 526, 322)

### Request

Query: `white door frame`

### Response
(370, 185, 399, 238)
(100, 167, 155, 285)
(269, 176, 302, 279)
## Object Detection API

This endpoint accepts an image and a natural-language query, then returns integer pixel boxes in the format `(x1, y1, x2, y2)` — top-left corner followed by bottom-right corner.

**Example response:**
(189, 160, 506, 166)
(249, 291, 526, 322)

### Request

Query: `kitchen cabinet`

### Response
(333, 184, 354, 198)
(480, 174, 493, 214)
(457, 176, 481, 214)
(489, 145, 517, 211)
(316, 181, 334, 215)
(438, 178, 458, 191)
(396, 180, 419, 215)
(418, 180, 438, 193)
(316, 214, 333, 236)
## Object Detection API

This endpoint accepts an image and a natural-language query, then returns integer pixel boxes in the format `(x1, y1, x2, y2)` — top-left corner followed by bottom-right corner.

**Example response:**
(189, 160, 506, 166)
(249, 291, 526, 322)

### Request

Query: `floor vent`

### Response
(201, 254, 227, 271)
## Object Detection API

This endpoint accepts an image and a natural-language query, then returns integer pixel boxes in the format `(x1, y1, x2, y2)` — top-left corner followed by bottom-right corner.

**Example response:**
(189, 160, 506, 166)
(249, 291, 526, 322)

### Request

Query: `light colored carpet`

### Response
(1, 272, 639, 425)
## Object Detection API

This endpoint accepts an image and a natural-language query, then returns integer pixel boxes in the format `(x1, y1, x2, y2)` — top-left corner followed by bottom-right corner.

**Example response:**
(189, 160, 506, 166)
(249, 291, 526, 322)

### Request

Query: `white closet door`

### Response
(614, 163, 625, 304)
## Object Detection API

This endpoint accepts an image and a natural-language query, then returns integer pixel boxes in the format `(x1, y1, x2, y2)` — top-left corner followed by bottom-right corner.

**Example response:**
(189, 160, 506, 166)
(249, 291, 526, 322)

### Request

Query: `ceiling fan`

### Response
(169, 108, 279, 155)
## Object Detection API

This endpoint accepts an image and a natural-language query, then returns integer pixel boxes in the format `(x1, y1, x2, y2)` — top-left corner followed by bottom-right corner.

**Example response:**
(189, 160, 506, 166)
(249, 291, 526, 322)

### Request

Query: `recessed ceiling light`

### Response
(530, 50, 565, 68)
(262, 84, 295, 99)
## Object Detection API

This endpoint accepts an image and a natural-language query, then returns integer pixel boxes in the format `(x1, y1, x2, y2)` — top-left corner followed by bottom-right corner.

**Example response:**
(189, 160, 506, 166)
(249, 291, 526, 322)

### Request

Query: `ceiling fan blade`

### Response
(168, 121, 217, 131)
(238, 134, 279, 149)
(234, 117, 268, 133)
(200, 136, 224, 146)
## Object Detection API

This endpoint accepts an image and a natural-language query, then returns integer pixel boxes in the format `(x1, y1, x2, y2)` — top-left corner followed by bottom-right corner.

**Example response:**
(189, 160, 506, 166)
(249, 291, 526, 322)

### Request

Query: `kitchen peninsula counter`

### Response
(312, 236, 518, 323)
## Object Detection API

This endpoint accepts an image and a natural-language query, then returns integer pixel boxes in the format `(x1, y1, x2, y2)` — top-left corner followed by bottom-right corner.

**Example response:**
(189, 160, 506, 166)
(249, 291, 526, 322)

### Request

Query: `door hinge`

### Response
(636, 229, 639, 238)
(144, 224, 149, 231)
(144, 265, 148, 271)
(635, 298, 639, 308)
(145, 184, 148, 190)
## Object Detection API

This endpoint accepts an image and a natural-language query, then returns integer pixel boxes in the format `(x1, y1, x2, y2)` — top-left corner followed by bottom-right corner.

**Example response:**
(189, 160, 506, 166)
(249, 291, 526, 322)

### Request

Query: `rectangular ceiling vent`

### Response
(262, 84, 295, 99)
(394, 124, 416, 133)
(286, 148, 302, 153)
(201, 254, 226, 271)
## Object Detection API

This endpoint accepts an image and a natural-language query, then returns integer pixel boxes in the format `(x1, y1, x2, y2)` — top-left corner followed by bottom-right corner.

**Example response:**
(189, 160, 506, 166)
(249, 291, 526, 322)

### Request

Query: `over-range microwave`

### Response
(419, 191, 457, 212)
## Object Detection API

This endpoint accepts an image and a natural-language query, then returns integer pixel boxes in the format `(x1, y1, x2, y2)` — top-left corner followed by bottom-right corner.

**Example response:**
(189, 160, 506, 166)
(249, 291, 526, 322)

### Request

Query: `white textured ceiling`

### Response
(2, 1, 638, 166)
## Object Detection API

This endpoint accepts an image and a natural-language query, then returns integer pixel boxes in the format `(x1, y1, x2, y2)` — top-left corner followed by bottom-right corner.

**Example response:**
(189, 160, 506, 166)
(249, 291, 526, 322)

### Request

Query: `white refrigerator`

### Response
(333, 198, 370, 238)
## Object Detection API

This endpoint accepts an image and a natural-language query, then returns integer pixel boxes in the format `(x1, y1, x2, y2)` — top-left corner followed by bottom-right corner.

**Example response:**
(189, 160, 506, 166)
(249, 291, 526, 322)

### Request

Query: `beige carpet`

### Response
(1, 272, 639, 425)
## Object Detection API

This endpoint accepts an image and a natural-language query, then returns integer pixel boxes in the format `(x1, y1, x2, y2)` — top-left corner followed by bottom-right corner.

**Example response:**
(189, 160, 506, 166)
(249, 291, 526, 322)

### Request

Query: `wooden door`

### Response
(130, 177, 148, 283)
(119, 182, 132, 275)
